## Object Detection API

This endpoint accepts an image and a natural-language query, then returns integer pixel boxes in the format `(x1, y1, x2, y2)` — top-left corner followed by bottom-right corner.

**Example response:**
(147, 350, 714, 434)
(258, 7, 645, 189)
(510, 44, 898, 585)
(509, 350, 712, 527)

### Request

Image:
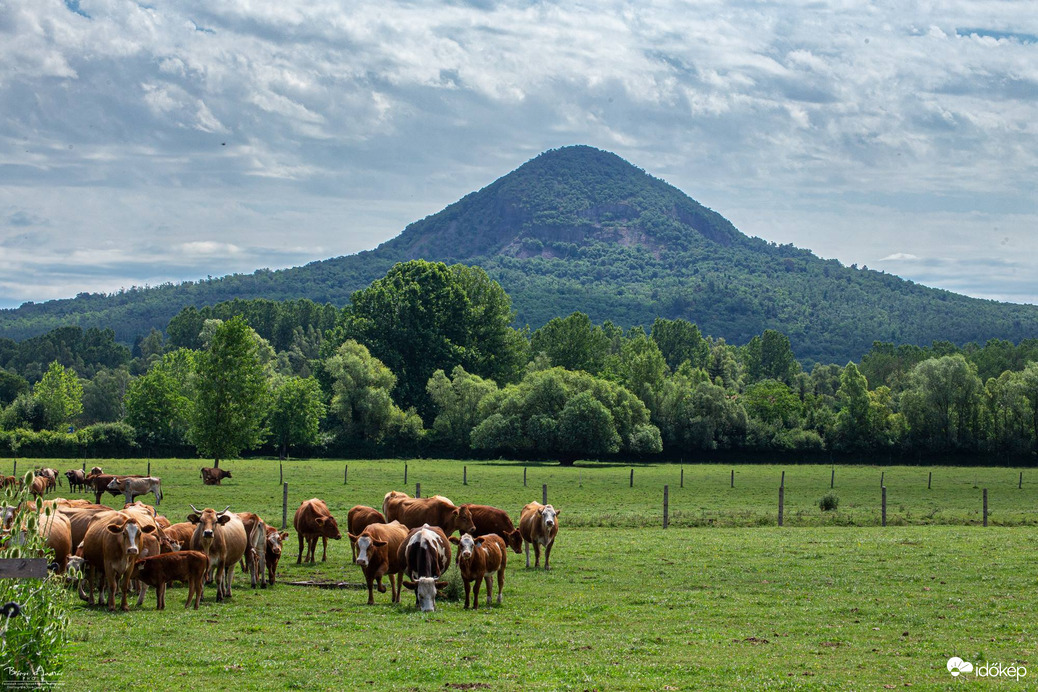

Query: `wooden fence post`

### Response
(13, 460, 16, 477)
(630, 469, 634, 488)
(0, 558, 48, 579)
(523, 467, 527, 487)
(279, 462, 283, 485)
(928, 471, 932, 490)
(1019, 472, 1023, 490)
(281, 483, 288, 530)
(542, 484, 548, 505)
(778, 485, 784, 527)
(983, 488, 988, 527)
(780, 471, 785, 489)
(730, 469, 734, 488)
(881, 486, 887, 527)
(147, 461, 150, 477)
(663, 485, 669, 529)
(82, 461, 85, 473)
(831, 468, 835, 489)
(344, 465, 348, 485)
(463, 466, 467, 486)
(680, 467, 684, 489)
(416, 483, 421, 499)
(404, 463, 408, 485)
(880, 471, 884, 488)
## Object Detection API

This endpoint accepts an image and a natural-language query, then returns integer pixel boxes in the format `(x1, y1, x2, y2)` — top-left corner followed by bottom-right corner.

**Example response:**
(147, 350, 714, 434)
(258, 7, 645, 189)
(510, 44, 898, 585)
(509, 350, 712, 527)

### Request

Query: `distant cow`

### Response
(237, 512, 268, 589)
(200, 467, 232, 485)
(85, 473, 142, 504)
(188, 505, 247, 602)
(107, 476, 163, 505)
(65, 469, 86, 492)
(264, 525, 289, 586)
(30, 475, 54, 497)
(0, 476, 18, 489)
(399, 524, 451, 612)
(294, 498, 342, 564)
(382, 491, 476, 536)
(35, 467, 60, 486)
(347, 505, 386, 562)
(519, 502, 560, 570)
(461, 504, 523, 554)
(133, 550, 208, 610)
(450, 532, 507, 610)
(350, 520, 409, 605)
(89, 466, 103, 476)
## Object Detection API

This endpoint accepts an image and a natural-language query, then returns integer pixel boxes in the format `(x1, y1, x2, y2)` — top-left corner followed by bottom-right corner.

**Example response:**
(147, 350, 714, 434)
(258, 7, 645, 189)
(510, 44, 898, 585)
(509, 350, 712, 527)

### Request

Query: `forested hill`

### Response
(3, 145, 1038, 365)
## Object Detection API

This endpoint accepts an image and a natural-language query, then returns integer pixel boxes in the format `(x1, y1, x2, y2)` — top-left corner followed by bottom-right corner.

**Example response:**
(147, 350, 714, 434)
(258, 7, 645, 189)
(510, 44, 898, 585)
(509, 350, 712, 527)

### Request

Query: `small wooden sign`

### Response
(0, 558, 48, 579)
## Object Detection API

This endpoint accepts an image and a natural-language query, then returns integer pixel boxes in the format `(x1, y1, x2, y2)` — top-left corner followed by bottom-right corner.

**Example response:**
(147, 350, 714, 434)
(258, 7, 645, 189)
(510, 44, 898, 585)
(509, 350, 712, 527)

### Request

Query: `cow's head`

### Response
(267, 530, 286, 559)
(403, 577, 448, 612)
(539, 505, 559, 532)
(65, 470, 77, 482)
(452, 505, 477, 536)
(504, 528, 523, 554)
(188, 505, 232, 550)
(106, 478, 122, 491)
(448, 533, 484, 562)
(315, 514, 342, 540)
(351, 533, 387, 568)
(90, 466, 103, 475)
(106, 517, 155, 556)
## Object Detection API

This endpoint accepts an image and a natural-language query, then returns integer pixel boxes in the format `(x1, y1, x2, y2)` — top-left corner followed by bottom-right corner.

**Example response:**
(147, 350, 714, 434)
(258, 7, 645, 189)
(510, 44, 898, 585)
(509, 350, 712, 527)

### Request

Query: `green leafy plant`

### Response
(819, 492, 840, 512)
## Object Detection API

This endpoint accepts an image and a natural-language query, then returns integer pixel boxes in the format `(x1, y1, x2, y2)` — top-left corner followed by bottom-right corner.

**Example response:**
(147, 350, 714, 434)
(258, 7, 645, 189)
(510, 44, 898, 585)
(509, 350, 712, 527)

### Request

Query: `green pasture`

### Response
(6, 458, 1037, 689)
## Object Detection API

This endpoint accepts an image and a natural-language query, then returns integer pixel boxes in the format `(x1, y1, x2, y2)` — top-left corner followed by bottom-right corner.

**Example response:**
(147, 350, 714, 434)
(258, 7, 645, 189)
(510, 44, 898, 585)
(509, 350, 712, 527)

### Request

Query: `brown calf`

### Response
(134, 550, 208, 609)
(449, 533, 507, 610)
(347, 505, 386, 562)
(461, 504, 523, 554)
(264, 525, 289, 586)
(293, 498, 341, 564)
(200, 467, 232, 485)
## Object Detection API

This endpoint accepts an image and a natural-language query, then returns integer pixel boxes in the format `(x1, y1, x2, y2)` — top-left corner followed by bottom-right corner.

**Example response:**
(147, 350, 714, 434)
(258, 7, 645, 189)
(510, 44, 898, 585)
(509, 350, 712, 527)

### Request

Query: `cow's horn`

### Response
(189, 504, 202, 514)
(217, 505, 231, 515)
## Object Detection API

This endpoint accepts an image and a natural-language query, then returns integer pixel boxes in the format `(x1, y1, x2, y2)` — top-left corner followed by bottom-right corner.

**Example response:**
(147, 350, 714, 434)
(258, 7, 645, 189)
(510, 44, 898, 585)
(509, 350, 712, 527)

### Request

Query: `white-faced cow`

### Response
(350, 520, 409, 605)
(449, 532, 507, 609)
(347, 505, 387, 562)
(188, 505, 247, 601)
(264, 525, 289, 586)
(236, 511, 268, 589)
(382, 492, 476, 537)
(518, 502, 560, 570)
(80, 511, 156, 610)
(399, 524, 452, 612)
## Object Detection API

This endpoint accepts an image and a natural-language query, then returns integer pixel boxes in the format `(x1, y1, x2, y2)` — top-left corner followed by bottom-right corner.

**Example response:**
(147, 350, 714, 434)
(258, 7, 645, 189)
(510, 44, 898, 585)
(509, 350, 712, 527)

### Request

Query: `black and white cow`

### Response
(399, 524, 451, 612)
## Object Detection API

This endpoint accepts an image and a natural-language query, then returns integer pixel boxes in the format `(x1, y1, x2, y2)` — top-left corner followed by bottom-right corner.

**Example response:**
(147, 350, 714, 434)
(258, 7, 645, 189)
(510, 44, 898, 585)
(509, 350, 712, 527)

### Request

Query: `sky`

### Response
(1, 0, 1035, 310)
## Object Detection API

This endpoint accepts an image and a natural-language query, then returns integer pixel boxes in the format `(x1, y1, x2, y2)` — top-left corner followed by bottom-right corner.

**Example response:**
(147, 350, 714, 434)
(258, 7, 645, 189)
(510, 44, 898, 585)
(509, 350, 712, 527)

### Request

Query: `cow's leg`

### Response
(321, 536, 328, 562)
(215, 564, 226, 602)
(533, 542, 541, 568)
(157, 582, 166, 610)
(137, 581, 148, 607)
(119, 570, 132, 611)
(497, 568, 504, 604)
(257, 546, 266, 589)
(463, 578, 472, 609)
(524, 540, 530, 569)
(484, 574, 494, 607)
(106, 569, 118, 611)
(296, 533, 304, 564)
(544, 540, 553, 571)
(366, 575, 375, 605)
(472, 576, 482, 610)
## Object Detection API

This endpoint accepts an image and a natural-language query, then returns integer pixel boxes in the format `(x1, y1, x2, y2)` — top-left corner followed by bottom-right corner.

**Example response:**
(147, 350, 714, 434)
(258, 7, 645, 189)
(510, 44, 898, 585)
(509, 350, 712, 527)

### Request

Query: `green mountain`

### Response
(3, 145, 1038, 365)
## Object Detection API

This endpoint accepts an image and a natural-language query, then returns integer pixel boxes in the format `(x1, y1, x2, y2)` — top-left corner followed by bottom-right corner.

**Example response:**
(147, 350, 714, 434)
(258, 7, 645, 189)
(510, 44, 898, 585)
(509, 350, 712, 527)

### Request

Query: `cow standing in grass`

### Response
(450, 533, 507, 610)
(294, 498, 342, 563)
(400, 524, 452, 612)
(519, 502, 560, 570)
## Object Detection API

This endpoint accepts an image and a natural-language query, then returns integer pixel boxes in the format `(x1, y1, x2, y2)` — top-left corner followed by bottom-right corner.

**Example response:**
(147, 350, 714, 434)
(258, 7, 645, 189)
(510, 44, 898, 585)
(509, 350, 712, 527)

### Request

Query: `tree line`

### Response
(2, 260, 1038, 464)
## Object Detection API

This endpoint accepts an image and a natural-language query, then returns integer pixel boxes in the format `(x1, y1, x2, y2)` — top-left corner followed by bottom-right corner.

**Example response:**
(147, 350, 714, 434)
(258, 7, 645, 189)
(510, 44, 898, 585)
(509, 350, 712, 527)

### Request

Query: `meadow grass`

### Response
(6, 457, 1036, 689)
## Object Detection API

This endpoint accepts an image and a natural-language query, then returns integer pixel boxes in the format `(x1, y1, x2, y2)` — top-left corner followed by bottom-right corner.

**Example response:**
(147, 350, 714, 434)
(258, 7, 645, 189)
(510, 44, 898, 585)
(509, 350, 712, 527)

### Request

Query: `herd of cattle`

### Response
(0, 466, 561, 614)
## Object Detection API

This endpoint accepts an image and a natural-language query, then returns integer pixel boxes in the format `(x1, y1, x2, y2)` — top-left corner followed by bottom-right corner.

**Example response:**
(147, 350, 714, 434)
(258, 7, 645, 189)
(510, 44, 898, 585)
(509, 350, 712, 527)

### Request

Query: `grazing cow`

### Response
(519, 502, 560, 570)
(347, 505, 386, 562)
(264, 525, 289, 586)
(35, 468, 60, 487)
(449, 533, 507, 610)
(30, 475, 54, 497)
(107, 477, 163, 505)
(349, 520, 409, 605)
(65, 469, 86, 492)
(293, 499, 342, 564)
(133, 550, 208, 609)
(461, 504, 523, 554)
(382, 492, 476, 537)
(80, 511, 156, 610)
(3, 508, 72, 574)
(200, 467, 232, 485)
(236, 512, 268, 589)
(399, 524, 452, 612)
(188, 505, 247, 601)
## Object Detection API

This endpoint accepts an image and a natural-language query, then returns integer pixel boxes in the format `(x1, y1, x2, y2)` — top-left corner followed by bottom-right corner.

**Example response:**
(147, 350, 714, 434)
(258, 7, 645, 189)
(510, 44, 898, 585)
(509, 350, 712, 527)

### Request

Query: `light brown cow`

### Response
(349, 520, 409, 605)
(57, 505, 118, 553)
(35, 467, 59, 486)
(294, 499, 342, 564)
(188, 505, 247, 601)
(264, 525, 289, 586)
(449, 532, 507, 609)
(237, 512, 268, 589)
(518, 502, 560, 570)
(30, 475, 54, 497)
(382, 491, 476, 537)
(164, 521, 197, 549)
(347, 505, 386, 562)
(461, 504, 523, 554)
(133, 550, 208, 610)
(80, 511, 156, 610)
(1, 507, 72, 573)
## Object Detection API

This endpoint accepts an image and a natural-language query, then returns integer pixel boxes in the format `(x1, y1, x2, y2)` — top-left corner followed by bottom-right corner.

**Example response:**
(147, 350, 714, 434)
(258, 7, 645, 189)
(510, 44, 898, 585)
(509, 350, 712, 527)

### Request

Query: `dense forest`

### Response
(3, 146, 1038, 366)
(2, 259, 1038, 465)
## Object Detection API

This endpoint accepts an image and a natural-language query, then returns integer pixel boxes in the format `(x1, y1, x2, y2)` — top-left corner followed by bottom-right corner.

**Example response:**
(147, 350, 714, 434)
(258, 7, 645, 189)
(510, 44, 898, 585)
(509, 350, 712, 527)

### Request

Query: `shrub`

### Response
(440, 566, 465, 603)
(819, 492, 840, 512)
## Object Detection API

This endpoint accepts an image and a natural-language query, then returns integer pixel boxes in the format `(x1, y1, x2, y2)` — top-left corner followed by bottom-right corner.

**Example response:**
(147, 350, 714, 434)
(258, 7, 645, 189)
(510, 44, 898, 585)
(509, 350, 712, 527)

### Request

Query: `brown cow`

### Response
(449, 533, 507, 610)
(349, 520, 409, 605)
(80, 511, 156, 610)
(200, 467, 232, 485)
(264, 525, 289, 586)
(461, 504, 523, 554)
(89, 466, 103, 475)
(164, 521, 197, 549)
(58, 505, 120, 551)
(382, 491, 476, 537)
(188, 505, 247, 601)
(237, 512, 268, 589)
(65, 469, 86, 492)
(293, 499, 342, 564)
(399, 524, 452, 612)
(30, 475, 54, 497)
(2, 507, 72, 573)
(519, 502, 560, 570)
(347, 505, 386, 562)
(0, 476, 18, 489)
(35, 467, 59, 486)
(84, 473, 142, 504)
(133, 550, 208, 610)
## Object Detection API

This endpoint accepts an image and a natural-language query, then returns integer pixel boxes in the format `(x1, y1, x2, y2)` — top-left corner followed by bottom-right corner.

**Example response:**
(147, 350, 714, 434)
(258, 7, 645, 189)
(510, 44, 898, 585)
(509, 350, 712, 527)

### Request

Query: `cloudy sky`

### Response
(1, 0, 1035, 309)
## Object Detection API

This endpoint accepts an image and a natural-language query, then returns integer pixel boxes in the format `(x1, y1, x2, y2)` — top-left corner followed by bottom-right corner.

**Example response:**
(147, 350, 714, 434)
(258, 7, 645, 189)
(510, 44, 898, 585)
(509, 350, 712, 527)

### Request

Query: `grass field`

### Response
(7, 457, 1037, 689)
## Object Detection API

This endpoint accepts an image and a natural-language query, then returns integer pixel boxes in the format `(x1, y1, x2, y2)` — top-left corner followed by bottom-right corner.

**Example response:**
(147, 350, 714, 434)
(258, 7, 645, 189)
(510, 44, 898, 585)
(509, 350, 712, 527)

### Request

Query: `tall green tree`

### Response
(530, 312, 611, 374)
(34, 361, 83, 429)
(125, 359, 194, 450)
(80, 367, 131, 425)
(900, 355, 983, 450)
(427, 365, 499, 450)
(0, 368, 29, 407)
(651, 317, 709, 371)
(267, 375, 326, 458)
(190, 316, 269, 467)
(835, 362, 871, 450)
